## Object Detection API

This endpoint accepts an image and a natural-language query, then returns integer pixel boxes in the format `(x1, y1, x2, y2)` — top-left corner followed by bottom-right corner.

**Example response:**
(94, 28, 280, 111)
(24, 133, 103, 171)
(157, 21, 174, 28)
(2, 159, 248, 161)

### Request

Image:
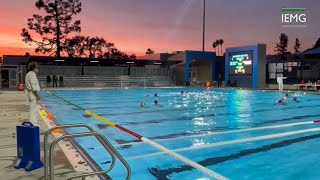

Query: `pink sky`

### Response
(0, 0, 319, 57)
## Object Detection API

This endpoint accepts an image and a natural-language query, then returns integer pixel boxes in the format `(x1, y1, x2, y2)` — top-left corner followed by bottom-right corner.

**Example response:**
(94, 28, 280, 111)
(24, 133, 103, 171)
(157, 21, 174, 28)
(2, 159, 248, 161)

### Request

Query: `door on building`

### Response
(190, 68, 198, 85)
(1, 69, 9, 88)
(9, 69, 18, 88)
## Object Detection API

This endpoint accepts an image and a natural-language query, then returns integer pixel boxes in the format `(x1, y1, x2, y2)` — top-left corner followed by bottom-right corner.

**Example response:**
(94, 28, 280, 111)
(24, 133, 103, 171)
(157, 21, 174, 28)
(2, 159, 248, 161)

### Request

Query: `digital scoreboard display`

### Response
(229, 52, 253, 75)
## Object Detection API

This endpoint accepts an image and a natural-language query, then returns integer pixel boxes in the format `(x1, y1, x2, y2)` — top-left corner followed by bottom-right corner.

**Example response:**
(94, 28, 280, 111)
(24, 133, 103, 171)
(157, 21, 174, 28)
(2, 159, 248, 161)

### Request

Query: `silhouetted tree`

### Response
(274, 33, 289, 59)
(86, 36, 106, 58)
(65, 35, 86, 57)
(104, 42, 114, 58)
(21, 0, 82, 57)
(110, 48, 121, 59)
(66, 36, 119, 58)
(294, 38, 301, 55)
(146, 48, 154, 55)
(219, 39, 224, 56)
(313, 38, 320, 49)
(121, 52, 129, 59)
(129, 54, 137, 59)
(212, 42, 218, 54)
(215, 40, 220, 56)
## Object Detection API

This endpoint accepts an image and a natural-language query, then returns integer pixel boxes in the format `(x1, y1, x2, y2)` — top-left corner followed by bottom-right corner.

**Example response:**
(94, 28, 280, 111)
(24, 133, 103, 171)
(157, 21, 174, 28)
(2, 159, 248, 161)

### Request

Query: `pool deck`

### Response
(0, 91, 76, 180)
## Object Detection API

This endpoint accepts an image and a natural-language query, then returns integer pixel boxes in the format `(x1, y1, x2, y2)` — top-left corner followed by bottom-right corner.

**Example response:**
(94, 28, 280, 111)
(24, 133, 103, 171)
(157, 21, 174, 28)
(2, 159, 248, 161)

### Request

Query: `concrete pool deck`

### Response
(0, 91, 76, 180)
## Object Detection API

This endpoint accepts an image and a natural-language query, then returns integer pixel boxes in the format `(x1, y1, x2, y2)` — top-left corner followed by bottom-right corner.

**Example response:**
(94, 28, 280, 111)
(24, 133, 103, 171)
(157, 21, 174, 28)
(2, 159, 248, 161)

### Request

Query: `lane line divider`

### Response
(44, 91, 228, 180)
(127, 126, 320, 160)
(110, 121, 316, 148)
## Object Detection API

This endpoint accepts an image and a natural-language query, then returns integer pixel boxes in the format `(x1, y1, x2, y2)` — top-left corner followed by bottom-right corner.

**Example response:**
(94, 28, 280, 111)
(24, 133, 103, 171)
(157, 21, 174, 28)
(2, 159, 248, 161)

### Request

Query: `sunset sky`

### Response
(0, 0, 319, 57)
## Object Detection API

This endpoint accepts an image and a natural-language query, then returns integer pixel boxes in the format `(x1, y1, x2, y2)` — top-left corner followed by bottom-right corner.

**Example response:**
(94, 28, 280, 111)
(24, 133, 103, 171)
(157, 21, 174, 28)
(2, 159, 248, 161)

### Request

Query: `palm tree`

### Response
(219, 39, 224, 56)
(212, 42, 218, 54)
(146, 48, 155, 55)
(215, 40, 220, 56)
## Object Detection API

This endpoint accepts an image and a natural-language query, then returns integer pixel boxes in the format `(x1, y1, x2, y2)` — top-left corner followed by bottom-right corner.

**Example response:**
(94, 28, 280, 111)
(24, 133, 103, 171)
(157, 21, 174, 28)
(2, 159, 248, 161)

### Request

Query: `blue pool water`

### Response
(41, 88, 320, 180)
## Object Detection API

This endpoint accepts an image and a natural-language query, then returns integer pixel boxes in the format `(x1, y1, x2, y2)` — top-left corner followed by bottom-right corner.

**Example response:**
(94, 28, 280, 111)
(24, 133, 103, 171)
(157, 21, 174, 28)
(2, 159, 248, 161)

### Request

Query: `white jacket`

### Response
(277, 77, 287, 84)
(25, 71, 40, 101)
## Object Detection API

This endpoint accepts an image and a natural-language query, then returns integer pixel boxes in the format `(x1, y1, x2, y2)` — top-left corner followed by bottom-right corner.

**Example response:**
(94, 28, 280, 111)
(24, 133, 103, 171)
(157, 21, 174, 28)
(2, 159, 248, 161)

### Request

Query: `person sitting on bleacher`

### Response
(307, 80, 313, 90)
(299, 80, 305, 90)
(317, 80, 320, 92)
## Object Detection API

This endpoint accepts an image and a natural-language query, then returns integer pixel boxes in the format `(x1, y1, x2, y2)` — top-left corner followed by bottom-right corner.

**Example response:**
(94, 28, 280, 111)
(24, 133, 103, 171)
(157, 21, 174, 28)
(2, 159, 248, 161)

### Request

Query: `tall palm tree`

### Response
(146, 48, 155, 55)
(212, 42, 217, 54)
(215, 40, 220, 56)
(219, 39, 224, 56)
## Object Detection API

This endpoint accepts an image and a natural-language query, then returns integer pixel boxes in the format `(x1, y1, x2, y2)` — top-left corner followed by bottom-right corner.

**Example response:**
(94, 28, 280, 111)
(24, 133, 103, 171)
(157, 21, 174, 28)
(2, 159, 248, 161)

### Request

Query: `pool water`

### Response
(41, 88, 320, 180)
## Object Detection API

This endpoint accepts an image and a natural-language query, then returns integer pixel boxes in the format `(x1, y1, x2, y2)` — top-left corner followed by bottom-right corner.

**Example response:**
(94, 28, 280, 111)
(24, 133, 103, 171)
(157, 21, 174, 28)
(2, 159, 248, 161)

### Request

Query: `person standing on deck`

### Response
(59, 75, 64, 87)
(46, 75, 51, 87)
(52, 75, 58, 87)
(277, 75, 287, 91)
(25, 62, 41, 126)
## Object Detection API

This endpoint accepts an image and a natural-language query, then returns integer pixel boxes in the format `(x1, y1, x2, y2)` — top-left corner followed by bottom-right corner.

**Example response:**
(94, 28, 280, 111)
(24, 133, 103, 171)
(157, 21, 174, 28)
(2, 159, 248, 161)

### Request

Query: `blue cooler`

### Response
(14, 122, 43, 171)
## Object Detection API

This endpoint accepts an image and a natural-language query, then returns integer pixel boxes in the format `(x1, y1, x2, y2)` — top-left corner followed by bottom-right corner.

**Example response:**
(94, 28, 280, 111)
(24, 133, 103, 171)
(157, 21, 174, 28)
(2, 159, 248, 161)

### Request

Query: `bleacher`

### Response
(36, 65, 175, 88)
(38, 75, 176, 88)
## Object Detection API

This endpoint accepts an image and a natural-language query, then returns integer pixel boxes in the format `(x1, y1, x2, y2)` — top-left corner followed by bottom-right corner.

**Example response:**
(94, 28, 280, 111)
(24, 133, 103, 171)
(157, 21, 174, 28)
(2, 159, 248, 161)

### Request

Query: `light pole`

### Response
(202, 0, 206, 51)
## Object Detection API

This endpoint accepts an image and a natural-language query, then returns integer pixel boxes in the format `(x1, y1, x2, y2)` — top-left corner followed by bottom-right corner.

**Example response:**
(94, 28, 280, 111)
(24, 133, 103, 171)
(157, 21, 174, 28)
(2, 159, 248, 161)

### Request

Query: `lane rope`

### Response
(127, 126, 320, 160)
(44, 90, 228, 180)
(110, 121, 315, 148)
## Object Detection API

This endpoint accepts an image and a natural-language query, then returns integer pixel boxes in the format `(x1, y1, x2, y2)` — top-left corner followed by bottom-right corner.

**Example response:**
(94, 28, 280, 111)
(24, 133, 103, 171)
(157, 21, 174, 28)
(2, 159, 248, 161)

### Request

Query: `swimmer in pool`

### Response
(154, 100, 163, 107)
(277, 99, 287, 105)
(146, 94, 150, 97)
(140, 102, 146, 107)
(181, 91, 188, 96)
(293, 97, 300, 102)
(154, 93, 158, 97)
(283, 93, 289, 100)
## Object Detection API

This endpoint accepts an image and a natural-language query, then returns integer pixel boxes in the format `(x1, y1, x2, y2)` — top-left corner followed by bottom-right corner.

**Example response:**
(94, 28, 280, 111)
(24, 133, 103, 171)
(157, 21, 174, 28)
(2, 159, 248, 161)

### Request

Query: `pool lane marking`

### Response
(126, 126, 320, 160)
(141, 137, 228, 180)
(111, 121, 316, 148)
(45, 91, 228, 180)
(46, 91, 86, 111)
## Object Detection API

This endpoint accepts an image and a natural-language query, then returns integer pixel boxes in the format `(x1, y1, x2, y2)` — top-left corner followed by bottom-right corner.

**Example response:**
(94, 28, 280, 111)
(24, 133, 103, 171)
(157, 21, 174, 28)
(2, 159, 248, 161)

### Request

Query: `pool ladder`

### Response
(44, 124, 131, 180)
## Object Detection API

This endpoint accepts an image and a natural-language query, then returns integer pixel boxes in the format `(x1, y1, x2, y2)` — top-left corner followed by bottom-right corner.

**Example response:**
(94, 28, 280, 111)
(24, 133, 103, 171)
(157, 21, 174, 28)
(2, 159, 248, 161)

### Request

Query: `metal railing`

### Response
(44, 124, 131, 180)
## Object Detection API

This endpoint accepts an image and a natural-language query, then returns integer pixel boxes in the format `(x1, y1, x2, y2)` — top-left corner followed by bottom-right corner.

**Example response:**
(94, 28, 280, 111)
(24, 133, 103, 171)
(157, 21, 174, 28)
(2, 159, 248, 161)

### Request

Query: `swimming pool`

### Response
(41, 88, 320, 180)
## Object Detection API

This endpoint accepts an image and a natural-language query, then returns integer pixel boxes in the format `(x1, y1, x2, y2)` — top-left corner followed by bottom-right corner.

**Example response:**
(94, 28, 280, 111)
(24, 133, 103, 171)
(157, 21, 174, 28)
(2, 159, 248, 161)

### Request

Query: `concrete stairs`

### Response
(38, 76, 175, 88)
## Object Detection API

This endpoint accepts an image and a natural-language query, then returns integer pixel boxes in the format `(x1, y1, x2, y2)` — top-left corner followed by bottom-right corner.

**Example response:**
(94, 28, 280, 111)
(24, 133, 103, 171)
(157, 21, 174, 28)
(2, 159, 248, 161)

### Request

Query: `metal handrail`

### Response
(66, 132, 131, 180)
(44, 124, 96, 179)
(49, 132, 131, 180)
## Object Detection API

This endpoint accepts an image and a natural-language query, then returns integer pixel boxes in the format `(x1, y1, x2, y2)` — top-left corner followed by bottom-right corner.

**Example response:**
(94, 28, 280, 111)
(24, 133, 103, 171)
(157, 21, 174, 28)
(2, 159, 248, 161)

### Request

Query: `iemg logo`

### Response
(281, 8, 307, 27)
